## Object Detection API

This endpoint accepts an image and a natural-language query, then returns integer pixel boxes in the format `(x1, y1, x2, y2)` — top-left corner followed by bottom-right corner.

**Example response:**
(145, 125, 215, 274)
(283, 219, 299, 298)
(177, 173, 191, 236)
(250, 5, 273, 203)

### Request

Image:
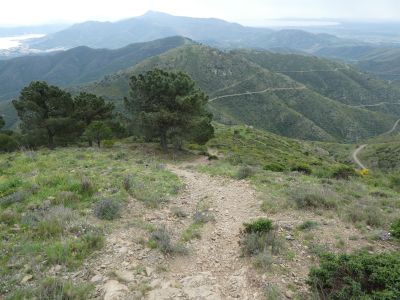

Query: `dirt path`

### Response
(147, 166, 263, 299)
(209, 86, 306, 102)
(383, 118, 400, 135)
(352, 144, 367, 169)
(72, 163, 265, 299)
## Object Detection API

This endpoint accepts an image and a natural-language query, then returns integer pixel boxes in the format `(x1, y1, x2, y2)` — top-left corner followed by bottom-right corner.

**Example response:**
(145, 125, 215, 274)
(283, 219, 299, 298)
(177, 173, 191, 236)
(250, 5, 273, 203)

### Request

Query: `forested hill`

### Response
(78, 45, 398, 142)
(0, 36, 192, 101)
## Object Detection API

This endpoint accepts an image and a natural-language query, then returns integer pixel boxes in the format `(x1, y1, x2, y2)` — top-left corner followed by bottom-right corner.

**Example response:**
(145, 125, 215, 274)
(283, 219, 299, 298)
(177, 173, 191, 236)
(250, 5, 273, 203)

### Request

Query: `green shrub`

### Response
(389, 174, 400, 192)
(263, 163, 285, 172)
(243, 218, 273, 234)
(263, 285, 283, 300)
(0, 134, 18, 152)
(80, 176, 94, 195)
(307, 251, 400, 300)
(149, 226, 186, 255)
(54, 191, 79, 206)
(0, 209, 20, 225)
(193, 209, 214, 224)
(171, 207, 187, 218)
(181, 223, 202, 242)
(102, 140, 115, 148)
(0, 190, 29, 207)
(240, 219, 284, 257)
(93, 199, 121, 220)
(7, 278, 94, 300)
(290, 186, 337, 210)
(390, 218, 400, 239)
(298, 220, 319, 231)
(331, 165, 356, 180)
(291, 163, 312, 175)
(346, 205, 384, 228)
(253, 250, 273, 270)
(236, 166, 254, 179)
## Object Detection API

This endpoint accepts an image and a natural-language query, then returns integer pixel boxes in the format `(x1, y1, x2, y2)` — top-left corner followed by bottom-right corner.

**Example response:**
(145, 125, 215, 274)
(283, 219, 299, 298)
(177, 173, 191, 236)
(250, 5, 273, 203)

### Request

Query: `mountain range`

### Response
(27, 11, 361, 53)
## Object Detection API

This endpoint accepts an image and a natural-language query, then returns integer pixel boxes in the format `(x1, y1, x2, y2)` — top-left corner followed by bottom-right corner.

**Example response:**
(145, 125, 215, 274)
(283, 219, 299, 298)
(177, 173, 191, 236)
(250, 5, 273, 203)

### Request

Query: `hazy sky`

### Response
(1, 0, 399, 26)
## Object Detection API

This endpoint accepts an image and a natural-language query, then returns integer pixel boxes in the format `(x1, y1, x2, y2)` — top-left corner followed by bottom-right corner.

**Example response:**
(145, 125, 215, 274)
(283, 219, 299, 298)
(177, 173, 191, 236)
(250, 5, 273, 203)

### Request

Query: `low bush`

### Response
(346, 205, 384, 228)
(7, 278, 94, 300)
(0, 190, 29, 207)
(123, 175, 131, 192)
(308, 251, 400, 300)
(149, 226, 186, 255)
(46, 230, 104, 267)
(389, 174, 400, 192)
(263, 285, 283, 300)
(54, 191, 79, 206)
(243, 218, 273, 234)
(297, 220, 319, 231)
(171, 207, 187, 218)
(0, 209, 19, 225)
(390, 218, 400, 239)
(290, 186, 337, 210)
(290, 163, 312, 175)
(0, 134, 18, 152)
(263, 163, 285, 172)
(80, 176, 94, 195)
(93, 199, 121, 220)
(236, 166, 254, 180)
(181, 223, 202, 242)
(240, 219, 284, 258)
(102, 140, 115, 148)
(331, 165, 356, 180)
(193, 209, 214, 224)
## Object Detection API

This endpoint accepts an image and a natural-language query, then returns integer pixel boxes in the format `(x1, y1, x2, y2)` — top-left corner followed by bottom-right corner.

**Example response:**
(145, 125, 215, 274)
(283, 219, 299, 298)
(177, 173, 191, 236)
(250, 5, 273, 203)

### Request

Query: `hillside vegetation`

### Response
(0, 36, 191, 101)
(81, 45, 398, 142)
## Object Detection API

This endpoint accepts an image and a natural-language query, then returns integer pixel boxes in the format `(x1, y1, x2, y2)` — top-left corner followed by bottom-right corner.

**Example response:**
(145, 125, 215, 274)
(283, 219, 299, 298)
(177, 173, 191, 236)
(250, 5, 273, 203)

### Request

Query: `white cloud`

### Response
(0, 0, 399, 26)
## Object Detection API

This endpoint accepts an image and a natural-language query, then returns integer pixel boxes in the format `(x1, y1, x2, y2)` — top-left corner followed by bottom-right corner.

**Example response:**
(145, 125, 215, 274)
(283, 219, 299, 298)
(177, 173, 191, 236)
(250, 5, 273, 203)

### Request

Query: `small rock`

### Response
(145, 267, 155, 277)
(285, 290, 294, 299)
(90, 274, 103, 284)
(21, 275, 33, 284)
(285, 235, 294, 241)
(378, 231, 391, 241)
(118, 247, 128, 255)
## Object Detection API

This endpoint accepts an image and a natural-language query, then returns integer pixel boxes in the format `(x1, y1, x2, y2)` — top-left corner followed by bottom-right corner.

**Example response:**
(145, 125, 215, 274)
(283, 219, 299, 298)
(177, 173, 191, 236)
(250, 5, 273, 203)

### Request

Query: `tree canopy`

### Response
(124, 69, 213, 151)
(0, 115, 4, 130)
(12, 81, 75, 148)
(73, 92, 114, 126)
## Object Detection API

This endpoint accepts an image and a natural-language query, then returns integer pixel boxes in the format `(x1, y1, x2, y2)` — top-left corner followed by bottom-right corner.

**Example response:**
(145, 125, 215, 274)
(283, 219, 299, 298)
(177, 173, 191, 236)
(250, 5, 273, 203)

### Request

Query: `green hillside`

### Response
(0, 36, 191, 101)
(237, 50, 400, 115)
(80, 45, 396, 142)
(356, 48, 400, 82)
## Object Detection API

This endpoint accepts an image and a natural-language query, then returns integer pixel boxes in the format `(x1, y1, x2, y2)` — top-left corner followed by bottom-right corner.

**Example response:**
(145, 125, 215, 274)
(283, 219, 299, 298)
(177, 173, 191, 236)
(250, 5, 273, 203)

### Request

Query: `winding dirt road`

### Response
(352, 144, 367, 169)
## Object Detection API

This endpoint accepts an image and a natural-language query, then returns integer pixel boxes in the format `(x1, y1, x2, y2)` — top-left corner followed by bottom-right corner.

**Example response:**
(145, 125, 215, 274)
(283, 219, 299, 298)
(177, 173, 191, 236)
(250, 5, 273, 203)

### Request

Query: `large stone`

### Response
(114, 270, 135, 283)
(147, 287, 183, 299)
(103, 280, 129, 300)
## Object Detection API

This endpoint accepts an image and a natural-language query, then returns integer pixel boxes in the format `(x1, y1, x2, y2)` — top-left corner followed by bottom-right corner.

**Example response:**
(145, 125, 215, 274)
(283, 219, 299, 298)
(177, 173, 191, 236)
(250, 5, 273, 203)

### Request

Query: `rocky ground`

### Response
(66, 158, 398, 299)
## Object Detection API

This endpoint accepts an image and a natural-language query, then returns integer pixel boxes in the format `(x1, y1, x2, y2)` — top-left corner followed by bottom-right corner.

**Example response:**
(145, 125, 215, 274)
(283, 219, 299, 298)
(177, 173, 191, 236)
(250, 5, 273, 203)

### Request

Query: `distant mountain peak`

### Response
(140, 10, 171, 18)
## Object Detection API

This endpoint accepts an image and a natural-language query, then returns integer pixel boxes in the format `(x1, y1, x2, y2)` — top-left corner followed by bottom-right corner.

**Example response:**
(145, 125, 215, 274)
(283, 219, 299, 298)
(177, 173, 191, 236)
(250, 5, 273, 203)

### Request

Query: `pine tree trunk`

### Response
(48, 131, 55, 149)
(160, 131, 168, 152)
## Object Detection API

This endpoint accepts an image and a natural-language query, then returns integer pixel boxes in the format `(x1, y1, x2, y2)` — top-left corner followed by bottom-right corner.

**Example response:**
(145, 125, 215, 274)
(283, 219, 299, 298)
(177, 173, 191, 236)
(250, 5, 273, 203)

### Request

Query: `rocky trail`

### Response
(72, 161, 266, 299)
(67, 158, 399, 299)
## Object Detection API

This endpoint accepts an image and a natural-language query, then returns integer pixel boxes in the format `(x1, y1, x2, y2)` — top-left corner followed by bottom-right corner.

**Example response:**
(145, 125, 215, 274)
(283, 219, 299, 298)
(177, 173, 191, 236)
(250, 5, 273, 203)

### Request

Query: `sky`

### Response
(0, 0, 399, 27)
